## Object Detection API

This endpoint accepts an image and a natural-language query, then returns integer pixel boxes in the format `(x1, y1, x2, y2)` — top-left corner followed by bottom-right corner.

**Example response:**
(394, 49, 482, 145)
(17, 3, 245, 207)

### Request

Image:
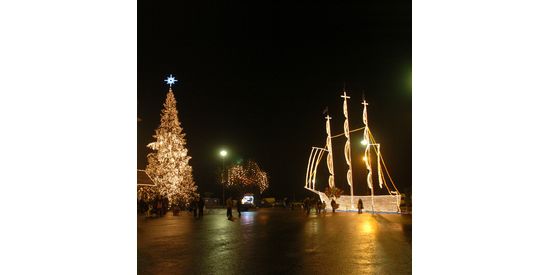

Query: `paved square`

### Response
(138, 208, 411, 274)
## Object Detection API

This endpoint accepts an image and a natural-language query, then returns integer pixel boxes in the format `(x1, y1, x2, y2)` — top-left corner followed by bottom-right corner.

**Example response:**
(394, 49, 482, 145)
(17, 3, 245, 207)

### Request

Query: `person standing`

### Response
(314, 199, 318, 214)
(198, 196, 205, 218)
(236, 197, 242, 217)
(315, 200, 320, 214)
(357, 199, 364, 214)
(193, 198, 199, 218)
(331, 199, 337, 213)
(156, 195, 163, 216)
(226, 197, 233, 220)
(304, 197, 311, 215)
(162, 196, 169, 216)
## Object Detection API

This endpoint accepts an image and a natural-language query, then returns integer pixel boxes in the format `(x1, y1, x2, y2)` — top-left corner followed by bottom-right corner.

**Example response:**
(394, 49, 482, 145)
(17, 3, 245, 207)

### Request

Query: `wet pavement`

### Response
(138, 208, 411, 275)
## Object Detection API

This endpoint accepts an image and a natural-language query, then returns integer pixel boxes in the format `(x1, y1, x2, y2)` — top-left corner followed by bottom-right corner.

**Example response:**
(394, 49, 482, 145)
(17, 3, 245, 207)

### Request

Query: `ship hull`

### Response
(305, 188, 401, 213)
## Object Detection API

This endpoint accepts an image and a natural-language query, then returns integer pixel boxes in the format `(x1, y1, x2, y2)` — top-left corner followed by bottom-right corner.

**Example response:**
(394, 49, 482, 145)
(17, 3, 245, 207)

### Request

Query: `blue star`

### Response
(164, 74, 178, 87)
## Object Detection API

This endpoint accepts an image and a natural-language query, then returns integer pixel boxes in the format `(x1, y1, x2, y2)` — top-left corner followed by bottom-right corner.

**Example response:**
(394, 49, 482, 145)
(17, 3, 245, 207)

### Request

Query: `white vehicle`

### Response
(241, 194, 254, 205)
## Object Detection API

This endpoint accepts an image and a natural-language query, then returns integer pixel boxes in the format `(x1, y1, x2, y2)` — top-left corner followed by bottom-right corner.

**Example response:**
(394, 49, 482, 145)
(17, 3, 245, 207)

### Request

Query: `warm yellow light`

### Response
(361, 139, 368, 146)
(362, 156, 367, 161)
(361, 219, 377, 234)
(220, 150, 227, 157)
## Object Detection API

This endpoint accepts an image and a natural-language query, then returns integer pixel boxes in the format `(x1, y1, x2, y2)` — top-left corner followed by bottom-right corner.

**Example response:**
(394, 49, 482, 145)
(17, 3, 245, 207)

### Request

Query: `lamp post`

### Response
(220, 150, 227, 204)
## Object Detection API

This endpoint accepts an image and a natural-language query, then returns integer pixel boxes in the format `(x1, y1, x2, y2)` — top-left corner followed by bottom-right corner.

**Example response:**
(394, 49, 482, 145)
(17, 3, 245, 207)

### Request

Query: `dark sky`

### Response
(138, 1, 411, 200)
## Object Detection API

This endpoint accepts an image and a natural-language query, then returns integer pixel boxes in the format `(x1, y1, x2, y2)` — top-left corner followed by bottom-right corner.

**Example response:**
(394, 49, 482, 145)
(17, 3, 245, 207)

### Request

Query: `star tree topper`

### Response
(164, 74, 178, 87)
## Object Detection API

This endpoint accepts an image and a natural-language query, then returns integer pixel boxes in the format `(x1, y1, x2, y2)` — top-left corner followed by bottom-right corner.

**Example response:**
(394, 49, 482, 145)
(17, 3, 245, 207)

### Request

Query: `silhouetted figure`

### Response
(162, 196, 169, 216)
(226, 197, 233, 220)
(171, 199, 180, 216)
(237, 198, 242, 217)
(357, 199, 364, 214)
(304, 197, 311, 215)
(138, 199, 145, 214)
(331, 199, 337, 213)
(313, 199, 318, 214)
(198, 197, 205, 218)
(314, 200, 318, 214)
(322, 201, 326, 213)
(156, 195, 163, 216)
(146, 203, 153, 217)
(193, 198, 199, 218)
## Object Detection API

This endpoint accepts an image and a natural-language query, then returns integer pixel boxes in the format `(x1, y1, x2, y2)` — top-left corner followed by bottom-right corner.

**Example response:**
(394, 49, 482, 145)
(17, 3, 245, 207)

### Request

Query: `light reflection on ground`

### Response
(360, 217, 377, 234)
(138, 208, 411, 274)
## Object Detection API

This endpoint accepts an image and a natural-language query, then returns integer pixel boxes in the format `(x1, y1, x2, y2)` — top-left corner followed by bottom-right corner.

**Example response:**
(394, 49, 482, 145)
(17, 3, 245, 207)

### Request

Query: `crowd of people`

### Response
(301, 197, 366, 214)
(137, 195, 207, 218)
(137, 195, 170, 217)
(302, 197, 327, 214)
(191, 197, 205, 218)
(225, 196, 244, 220)
(138, 195, 369, 219)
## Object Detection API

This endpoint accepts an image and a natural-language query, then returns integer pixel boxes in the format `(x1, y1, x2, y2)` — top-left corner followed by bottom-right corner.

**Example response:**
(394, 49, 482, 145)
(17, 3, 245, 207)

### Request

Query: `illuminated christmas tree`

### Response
(138, 75, 198, 205)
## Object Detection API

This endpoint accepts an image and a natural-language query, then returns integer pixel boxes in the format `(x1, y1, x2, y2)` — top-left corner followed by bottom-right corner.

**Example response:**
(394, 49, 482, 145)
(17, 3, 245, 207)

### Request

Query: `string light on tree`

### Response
(227, 160, 269, 195)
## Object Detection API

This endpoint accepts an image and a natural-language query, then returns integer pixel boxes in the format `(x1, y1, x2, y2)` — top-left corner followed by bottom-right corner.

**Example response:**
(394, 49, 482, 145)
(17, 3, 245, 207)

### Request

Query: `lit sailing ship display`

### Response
(304, 91, 401, 213)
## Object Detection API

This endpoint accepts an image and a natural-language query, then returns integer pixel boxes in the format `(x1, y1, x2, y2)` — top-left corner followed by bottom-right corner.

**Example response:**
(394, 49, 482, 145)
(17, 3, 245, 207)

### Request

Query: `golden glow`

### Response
(361, 218, 378, 234)
(220, 150, 227, 157)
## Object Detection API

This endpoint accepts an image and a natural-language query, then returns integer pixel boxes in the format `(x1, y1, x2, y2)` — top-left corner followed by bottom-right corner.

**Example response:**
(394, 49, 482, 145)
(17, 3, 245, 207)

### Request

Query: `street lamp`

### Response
(220, 150, 228, 203)
(360, 139, 369, 146)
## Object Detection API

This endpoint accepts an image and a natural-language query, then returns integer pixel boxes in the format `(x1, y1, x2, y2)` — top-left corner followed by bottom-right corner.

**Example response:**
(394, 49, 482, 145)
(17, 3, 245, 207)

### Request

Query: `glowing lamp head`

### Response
(361, 139, 369, 146)
(220, 150, 227, 157)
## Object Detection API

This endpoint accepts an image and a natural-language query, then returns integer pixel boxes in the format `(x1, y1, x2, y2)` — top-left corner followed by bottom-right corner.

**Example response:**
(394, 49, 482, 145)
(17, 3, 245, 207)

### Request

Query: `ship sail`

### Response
(325, 115, 335, 188)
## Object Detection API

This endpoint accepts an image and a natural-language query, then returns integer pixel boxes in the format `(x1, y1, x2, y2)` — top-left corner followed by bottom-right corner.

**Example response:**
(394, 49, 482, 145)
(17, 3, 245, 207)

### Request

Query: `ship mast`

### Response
(362, 99, 374, 212)
(342, 91, 354, 209)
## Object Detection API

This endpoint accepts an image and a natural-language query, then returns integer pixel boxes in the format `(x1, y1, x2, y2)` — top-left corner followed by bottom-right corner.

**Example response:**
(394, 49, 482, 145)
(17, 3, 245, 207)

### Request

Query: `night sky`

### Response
(138, 1, 411, 200)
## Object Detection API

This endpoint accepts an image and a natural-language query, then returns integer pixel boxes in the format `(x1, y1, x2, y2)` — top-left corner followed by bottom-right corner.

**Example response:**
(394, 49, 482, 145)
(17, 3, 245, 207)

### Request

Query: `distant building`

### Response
(204, 198, 219, 208)
(137, 169, 156, 186)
